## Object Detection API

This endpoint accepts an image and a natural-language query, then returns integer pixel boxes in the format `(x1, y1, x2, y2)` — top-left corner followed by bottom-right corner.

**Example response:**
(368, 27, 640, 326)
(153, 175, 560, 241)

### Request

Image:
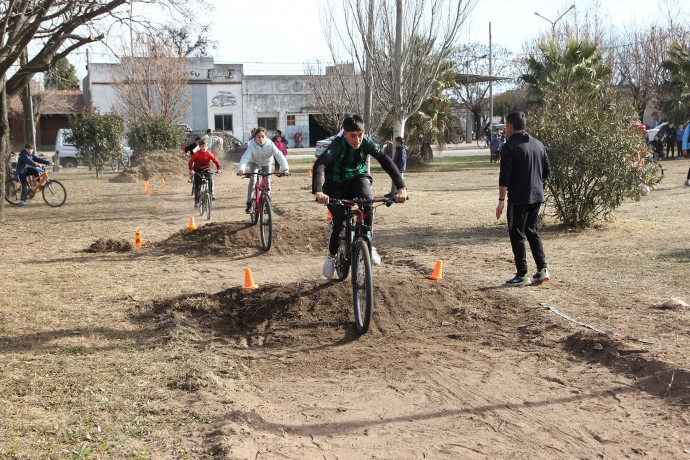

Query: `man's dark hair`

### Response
(394, 136, 404, 144)
(342, 114, 365, 132)
(24, 143, 34, 149)
(505, 112, 526, 131)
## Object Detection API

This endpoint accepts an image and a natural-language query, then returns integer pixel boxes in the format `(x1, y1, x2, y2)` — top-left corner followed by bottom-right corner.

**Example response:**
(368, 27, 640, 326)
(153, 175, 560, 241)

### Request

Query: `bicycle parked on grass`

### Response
(328, 196, 401, 334)
(110, 152, 130, 172)
(243, 171, 288, 252)
(194, 169, 219, 221)
(5, 166, 67, 207)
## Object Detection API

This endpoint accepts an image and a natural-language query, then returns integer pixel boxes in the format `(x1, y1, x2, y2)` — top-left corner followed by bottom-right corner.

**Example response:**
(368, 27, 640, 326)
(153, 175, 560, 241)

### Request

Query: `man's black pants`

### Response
(324, 176, 373, 255)
(507, 202, 547, 277)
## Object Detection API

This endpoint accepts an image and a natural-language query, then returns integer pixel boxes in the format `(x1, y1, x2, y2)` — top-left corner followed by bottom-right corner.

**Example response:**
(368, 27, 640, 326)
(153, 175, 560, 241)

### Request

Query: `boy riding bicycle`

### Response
(188, 139, 222, 208)
(16, 143, 53, 207)
(312, 115, 407, 278)
(236, 127, 291, 213)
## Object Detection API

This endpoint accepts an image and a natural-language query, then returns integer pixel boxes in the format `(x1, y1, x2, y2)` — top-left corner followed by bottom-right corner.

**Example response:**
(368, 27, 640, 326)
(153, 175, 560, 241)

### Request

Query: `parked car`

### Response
(55, 129, 132, 168)
(646, 122, 668, 143)
(314, 135, 337, 157)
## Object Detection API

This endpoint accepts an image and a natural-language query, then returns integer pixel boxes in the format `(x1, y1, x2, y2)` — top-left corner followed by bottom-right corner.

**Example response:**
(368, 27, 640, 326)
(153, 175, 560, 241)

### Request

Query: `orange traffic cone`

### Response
(428, 260, 443, 280)
(243, 267, 258, 290)
(186, 215, 197, 230)
(327, 210, 332, 221)
(308, 170, 312, 177)
(143, 180, 150, 192)
(145, 184, 152, 196)
(135, 231, 142, 249)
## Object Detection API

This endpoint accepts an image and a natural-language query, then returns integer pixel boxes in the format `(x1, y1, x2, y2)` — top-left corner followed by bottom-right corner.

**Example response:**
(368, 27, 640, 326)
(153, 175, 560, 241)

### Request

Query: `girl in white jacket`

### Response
(237, 127, 290, 213)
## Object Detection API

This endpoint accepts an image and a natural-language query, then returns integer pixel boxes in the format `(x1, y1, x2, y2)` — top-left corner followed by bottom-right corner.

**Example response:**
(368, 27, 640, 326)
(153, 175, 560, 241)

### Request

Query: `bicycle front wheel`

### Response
(205, 193, 212, 221)
(259, 195, 273, 251)
(198, 191, 206, 216)
(351, 239, 373, 334)
(5, 179, 22, 205)
(42, 180, 67, 207)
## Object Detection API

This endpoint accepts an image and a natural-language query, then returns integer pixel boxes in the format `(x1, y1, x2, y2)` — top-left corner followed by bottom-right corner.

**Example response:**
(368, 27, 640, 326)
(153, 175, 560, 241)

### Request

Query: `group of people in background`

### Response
(646, 120, 690, 187)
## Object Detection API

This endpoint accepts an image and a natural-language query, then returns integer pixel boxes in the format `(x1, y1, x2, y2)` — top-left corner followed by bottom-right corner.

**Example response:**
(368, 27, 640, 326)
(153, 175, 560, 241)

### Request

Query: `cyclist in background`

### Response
(236, 127, 291, 213)
(188, 139, 222, 208)
(16, 143, 53, 207)
(312, 115, 407, 279)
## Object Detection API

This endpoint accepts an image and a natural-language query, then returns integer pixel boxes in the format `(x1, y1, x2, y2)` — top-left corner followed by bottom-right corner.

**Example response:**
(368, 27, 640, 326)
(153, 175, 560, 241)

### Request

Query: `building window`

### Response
(287, 115, 296, 126)
(215, 114, 233, 132)
(257, 117, 277, 131)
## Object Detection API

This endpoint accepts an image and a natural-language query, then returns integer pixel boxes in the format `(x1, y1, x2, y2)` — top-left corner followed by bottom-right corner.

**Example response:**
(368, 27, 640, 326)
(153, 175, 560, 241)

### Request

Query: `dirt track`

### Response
(0, 160, 689, 458)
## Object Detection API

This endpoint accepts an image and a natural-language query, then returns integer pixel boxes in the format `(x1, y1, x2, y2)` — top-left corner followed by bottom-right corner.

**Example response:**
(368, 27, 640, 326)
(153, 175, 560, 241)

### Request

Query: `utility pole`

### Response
(489, 22, 493, 136)
(20, 49, 36, 149)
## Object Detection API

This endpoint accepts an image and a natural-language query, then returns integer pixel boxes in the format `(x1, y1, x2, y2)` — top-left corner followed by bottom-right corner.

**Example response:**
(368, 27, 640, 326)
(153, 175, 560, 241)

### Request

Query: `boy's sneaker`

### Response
(194, 201, 199, 208)
(245, 202, 252, 213)
(16, 201, 27, 207)
(322, 254, 335, 279)
(684, 179, 690, 187)
(505, 274, 532, 286)
(370, 246, 382, 265)
(532, 268, 551, 283)
(212, 194, 216, 200)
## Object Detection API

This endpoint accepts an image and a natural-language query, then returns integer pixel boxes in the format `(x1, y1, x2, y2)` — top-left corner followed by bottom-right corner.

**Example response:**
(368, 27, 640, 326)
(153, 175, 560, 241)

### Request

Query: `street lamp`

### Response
(534, 4, 575, 37)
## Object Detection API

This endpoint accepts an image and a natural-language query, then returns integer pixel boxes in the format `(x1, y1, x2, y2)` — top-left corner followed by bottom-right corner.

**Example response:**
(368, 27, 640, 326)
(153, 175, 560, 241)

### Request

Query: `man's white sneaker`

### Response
(322, 254, 335, 279)
(370, 246, 381, 265)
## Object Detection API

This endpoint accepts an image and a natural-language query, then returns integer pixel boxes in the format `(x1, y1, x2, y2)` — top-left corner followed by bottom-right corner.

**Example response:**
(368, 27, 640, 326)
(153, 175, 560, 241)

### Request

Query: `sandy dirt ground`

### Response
(0, 157, 689, 459)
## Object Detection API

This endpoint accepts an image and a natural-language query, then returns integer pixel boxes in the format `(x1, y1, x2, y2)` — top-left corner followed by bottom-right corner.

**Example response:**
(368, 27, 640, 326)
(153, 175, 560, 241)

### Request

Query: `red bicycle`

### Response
(243, 171, 288, 251)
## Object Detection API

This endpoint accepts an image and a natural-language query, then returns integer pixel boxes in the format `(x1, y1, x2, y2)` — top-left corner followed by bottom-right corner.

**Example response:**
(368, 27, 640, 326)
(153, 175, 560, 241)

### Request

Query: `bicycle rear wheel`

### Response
(5, 179, 21, 205)
(334, 228, 350, 281)
(351, 239, 373, 334)
(205, 192, 212, 221)
(250, 196, 259, 225)
(42, 180, 67, 207)
(259, 195, 273, 251)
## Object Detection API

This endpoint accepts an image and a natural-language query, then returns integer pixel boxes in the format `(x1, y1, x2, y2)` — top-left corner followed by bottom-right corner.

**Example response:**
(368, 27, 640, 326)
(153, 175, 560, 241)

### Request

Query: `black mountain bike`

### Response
(329, 196, 399, 334)
(195, 170, 218, 221)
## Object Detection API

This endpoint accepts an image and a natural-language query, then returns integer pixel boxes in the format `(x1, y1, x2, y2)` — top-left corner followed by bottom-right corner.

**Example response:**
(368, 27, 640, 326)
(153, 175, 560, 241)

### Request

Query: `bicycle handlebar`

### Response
(242, 172, 289, 178)
(328, 196, 407, 207)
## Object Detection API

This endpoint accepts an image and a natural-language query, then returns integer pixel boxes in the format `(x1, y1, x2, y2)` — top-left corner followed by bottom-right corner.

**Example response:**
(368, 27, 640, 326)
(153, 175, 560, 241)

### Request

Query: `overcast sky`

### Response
(68, 0, 687, 78)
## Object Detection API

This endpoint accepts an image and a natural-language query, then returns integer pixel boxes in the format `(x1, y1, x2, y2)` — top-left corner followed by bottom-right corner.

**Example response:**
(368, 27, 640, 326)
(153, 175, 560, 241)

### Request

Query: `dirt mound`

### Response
(84, 238, 133, 253)
(110, 149, 189, 183)
(149, 219, 329, 258)
(134, 274, 494, 350)
(564, 331, 690, 404)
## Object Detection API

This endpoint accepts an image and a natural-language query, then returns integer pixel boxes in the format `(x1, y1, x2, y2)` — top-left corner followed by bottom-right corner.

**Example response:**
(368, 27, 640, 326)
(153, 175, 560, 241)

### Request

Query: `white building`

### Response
(83, 57, 331, 147)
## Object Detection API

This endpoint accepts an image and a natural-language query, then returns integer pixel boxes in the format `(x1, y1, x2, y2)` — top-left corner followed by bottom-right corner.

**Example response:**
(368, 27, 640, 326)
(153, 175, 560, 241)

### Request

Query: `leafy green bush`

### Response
(126, 117, 185, 157)
(530, 91, 663, 227)
(67, 110, 125, 178)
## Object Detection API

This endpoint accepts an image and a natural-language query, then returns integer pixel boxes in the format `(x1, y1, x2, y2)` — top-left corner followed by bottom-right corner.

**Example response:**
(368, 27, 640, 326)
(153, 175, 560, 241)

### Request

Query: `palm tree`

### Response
(521, 38, 612, 105)
(405, 63, 459, 163)
(659, 40, 690, 123)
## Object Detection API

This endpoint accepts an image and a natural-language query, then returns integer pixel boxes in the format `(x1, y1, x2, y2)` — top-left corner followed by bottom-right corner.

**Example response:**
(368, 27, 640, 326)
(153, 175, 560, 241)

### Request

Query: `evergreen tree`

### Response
(44, 58, 80, 90)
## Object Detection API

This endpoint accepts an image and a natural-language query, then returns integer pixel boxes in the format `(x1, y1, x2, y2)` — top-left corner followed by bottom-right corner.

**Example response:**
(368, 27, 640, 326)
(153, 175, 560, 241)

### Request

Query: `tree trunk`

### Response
(1, 76, 9, 223)
(420, 143, 434, 163)
(392, 0, 404, 139)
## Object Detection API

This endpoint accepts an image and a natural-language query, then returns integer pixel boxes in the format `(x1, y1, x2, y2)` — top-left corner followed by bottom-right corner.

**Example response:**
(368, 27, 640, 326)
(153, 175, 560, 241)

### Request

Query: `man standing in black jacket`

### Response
(496, 112, 552, 286)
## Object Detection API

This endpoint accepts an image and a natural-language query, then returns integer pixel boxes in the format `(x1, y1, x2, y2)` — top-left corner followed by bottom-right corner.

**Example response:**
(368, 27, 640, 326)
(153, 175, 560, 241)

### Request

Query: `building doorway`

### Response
(308, 115, 330, 147)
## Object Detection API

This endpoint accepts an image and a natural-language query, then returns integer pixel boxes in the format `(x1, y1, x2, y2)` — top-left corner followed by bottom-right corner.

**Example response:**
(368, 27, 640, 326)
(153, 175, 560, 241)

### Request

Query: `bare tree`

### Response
(0, 0, 206, 222)
(451, 43, 516, 135)
(112, 34, 191, 124)
(323, 0, 477, 139)
(305, 62, 365, 135)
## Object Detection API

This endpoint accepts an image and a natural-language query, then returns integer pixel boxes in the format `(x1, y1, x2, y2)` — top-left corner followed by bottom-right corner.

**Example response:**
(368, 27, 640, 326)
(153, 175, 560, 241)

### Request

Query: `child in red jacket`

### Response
(188, 139, 222, 207)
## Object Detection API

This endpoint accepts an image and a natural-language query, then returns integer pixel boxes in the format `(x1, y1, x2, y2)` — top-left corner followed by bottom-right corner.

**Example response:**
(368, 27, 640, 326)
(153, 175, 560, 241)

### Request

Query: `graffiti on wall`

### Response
(211, 91, 237, 107)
